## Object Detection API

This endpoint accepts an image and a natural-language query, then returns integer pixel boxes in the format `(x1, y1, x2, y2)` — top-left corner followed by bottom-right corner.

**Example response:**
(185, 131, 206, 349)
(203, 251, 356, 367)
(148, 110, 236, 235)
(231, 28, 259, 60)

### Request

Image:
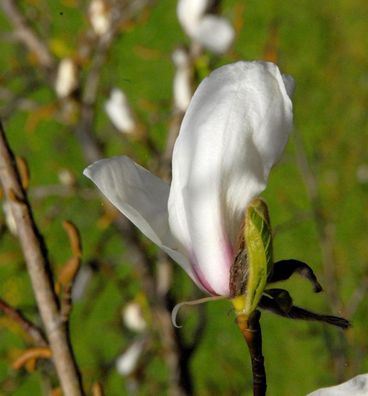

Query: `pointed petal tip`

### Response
(83, 156, 129, 180)
(82, 164, 92, 179)
(171, 303, 184, 328)
(171, 296, 226, 328)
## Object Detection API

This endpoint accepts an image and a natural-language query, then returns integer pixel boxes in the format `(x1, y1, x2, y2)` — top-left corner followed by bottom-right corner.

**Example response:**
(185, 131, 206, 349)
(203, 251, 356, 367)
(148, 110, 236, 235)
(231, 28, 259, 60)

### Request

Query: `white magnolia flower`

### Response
(116, 339, 145, 376)
(84, 61, 293, 297)
(89, 0, 111, 36)
(55, 58, 78, 99)
(177, 0, 235, 54)
(172, 48, 192, 112)
(177, 0, 209, 35)
(105, 88, 136, 134)
(308, 374, 368, 396)
(192, 15, 235, 54)
(356, 164, 368, 183)
(123, 302, 147, 333)
(58, 168, 76, 188)
(71, 265, 93, 301)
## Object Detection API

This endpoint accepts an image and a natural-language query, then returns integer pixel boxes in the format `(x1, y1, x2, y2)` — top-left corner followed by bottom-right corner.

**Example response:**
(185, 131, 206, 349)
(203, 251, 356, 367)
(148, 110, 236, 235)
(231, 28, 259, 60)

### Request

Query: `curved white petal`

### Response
(194, 15, 234, 54)
(168, 61, 293, 296)
(83, 156, 204, 291)
(84, 156, 170, 245)
(308, 374, 368, 396)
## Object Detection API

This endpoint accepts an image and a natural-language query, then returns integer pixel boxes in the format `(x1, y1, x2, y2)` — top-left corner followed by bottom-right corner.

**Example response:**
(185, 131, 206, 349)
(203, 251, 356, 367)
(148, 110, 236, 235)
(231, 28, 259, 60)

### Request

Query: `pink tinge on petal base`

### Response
(188, 227, 234, 296)
(191, 264, 217, 295)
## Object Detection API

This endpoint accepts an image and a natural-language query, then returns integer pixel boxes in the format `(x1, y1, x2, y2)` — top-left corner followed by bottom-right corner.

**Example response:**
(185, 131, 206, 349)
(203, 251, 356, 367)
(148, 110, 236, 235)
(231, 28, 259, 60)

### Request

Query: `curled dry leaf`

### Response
(12, 347, 52, 370)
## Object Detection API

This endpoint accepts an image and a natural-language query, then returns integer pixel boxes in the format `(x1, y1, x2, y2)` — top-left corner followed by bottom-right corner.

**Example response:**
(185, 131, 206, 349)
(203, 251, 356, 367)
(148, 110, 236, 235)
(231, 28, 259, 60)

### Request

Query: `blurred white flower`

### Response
(172, 48, 192, 112)
(308, 374, 368, 396)
(3, 201, 17, 236)
(192, 15, 235, 54)
(356, 164, 368, 184)
(72, 265, 93, 301)
(177, 0, 234, 54)
(122, 302, 146, 333)
(58, 168, 76, 188)
(177, 0, 208, 35)
(116, 339, 145, 376)
(105, 88, 136, 134)
(55, 58, 78, 99)
(89, 0, 111, 36)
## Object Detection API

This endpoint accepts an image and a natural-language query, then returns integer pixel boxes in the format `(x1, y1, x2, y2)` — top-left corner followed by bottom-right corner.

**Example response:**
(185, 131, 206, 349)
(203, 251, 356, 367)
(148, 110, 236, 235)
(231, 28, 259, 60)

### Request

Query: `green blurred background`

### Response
(0, 0, 367, 395)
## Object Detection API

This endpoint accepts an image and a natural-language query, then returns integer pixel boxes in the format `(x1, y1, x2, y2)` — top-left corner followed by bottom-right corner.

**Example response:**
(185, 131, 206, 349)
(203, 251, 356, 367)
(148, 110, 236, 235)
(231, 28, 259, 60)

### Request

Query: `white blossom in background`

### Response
(55, 58, 78, 99)
(177, 0, 208, 36)
(172, 48, 192, 112)
(89, 0, 111, 36)
(3, 201, 17, 236)
(122, 302, 147, 333)
(72, 266, 93, 301)
(308, 374, 368, 396)
(84, 61, 293, 297)
(193, 15, 235, 54)
(116, 339, 145, 376)
(356, 164, 368, 184)
(177, 0, 235, 54)
(105, 88, 136, 134)
(58, 168, 76, 188)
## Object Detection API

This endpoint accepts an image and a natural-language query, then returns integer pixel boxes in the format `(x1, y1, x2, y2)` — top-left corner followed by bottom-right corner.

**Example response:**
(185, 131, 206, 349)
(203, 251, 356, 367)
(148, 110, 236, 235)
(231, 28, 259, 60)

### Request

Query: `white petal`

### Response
(71, 265, 93, 301)
(105, 88, 136, 133)
(168, 61, 293, 296)
(173, 68, 192, 112)
(83, 156, 203, 290)
(89, 0, 111, 36)
(116, 339, 145, 376)
(308, 374, 368, 396)
(172, 48, 192, 112)
(172, 47, 190, 68)
(55, 58, 78, 98)
(122, 302, 146, 333)
(194, 15, 234, 54)
(84, 156, 172, 246)
(177, 0, 209, 36)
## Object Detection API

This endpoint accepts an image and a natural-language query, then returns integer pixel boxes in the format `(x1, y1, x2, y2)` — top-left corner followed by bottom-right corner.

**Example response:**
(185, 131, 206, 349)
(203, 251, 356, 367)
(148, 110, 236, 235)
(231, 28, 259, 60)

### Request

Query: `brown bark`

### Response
(0, 122, 84, 396)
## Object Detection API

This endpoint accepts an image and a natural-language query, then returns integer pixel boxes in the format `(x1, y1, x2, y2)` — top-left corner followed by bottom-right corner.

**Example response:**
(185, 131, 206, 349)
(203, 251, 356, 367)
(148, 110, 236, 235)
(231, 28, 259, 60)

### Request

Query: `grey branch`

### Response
(0, 298, 47, 347)
(1, 0, 54, 70)
(0, 121, 84, 396)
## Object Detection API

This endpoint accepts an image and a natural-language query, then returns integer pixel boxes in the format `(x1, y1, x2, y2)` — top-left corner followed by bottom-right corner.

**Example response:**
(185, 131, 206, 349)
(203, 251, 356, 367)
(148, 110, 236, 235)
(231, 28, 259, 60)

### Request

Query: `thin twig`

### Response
(0, 121, 84, 396)
(293, 131, 342, 312)
(293, 129, 349, 380)
(346, 274, 368, 317)
(0, 298, 47, 346)
(0, 0, 54, 70)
